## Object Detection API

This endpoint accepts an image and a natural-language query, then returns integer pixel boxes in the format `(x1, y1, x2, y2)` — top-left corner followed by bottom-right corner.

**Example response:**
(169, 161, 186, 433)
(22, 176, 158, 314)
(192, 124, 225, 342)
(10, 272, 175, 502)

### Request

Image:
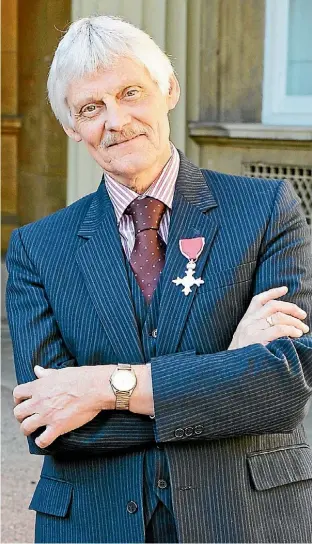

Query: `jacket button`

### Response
(194, 424, 204, 435)
(157, 479, 168, 489)
(185, 426, 194, 437)
(174, 428, 184, 438)
(126, 501, 138, 514)
(151, 329, 158, 338)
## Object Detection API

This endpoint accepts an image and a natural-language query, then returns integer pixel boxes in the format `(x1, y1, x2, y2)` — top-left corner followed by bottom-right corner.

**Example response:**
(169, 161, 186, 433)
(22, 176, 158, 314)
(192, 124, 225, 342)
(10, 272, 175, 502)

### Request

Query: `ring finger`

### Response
(263, 312, 309, 332)
(252, 300, 307, 324)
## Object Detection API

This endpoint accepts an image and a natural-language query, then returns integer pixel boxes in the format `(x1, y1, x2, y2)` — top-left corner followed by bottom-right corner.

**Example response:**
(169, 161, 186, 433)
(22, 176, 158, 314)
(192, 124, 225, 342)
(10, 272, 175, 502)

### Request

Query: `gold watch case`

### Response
(110, 364, 137, 394)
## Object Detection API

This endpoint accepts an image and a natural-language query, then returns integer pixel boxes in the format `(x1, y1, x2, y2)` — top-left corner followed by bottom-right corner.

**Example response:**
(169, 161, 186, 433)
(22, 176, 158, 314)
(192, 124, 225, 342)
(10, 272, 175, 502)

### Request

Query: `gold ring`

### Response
(266, 315, 274, 327)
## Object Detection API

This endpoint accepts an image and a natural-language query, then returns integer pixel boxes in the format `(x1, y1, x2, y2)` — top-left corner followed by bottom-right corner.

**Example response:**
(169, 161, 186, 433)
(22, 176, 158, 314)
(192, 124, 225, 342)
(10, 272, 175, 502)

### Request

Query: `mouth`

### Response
(108, 134, 144, 148)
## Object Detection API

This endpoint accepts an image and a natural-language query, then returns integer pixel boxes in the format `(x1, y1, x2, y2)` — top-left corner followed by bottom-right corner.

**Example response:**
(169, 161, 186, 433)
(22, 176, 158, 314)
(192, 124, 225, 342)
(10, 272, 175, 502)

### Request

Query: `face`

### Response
(64, 56, 180, 188)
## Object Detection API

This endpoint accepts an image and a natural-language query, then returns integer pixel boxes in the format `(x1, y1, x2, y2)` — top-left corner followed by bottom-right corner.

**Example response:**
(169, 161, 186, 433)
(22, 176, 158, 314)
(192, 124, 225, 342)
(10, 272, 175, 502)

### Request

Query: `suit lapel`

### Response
(76, 179, 145, 364)
(156, 153, 219, 356)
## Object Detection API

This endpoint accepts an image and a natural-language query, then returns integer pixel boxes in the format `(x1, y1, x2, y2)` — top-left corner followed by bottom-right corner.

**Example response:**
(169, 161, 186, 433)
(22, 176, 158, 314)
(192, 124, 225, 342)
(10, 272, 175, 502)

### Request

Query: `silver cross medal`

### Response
(172, 237, 205, 296)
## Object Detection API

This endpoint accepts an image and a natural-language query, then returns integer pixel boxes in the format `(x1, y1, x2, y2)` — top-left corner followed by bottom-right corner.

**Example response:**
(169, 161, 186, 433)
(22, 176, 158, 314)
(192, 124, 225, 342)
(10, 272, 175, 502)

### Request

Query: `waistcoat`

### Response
(124, 258, 174, 522)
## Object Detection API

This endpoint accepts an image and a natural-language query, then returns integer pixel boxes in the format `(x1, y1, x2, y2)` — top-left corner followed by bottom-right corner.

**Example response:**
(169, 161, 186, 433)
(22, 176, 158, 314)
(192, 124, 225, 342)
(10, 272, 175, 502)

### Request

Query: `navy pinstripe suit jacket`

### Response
(6, 152, 312, 543)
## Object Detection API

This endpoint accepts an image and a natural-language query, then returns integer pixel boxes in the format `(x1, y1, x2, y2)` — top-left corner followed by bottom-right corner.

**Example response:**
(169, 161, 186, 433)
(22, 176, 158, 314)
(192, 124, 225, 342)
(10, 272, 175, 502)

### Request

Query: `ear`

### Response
(167, 74, 180, 111)
(62, 125, 82, 142)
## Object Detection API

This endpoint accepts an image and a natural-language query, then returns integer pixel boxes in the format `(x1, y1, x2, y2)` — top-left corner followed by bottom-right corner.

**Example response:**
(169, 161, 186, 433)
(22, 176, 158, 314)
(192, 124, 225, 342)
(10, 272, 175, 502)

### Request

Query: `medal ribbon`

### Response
(179, 237, 205, 261)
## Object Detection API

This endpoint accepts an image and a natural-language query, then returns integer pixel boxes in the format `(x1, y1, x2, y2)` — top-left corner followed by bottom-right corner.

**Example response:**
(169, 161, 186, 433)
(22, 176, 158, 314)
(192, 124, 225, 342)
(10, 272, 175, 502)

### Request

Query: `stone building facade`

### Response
(2, 0, 311, 252)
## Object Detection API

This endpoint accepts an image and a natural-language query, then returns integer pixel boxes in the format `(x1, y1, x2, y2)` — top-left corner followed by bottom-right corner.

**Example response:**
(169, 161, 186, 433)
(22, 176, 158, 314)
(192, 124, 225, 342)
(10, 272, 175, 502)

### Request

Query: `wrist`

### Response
(129, 364, 154, 416)
(228, 333, 238, 350)
(95, 365, 116, 410)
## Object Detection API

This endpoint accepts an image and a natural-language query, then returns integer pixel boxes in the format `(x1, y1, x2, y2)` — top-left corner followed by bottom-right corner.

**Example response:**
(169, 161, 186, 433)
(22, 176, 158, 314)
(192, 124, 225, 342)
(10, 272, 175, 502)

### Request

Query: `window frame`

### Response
(262, 0, 312, 125)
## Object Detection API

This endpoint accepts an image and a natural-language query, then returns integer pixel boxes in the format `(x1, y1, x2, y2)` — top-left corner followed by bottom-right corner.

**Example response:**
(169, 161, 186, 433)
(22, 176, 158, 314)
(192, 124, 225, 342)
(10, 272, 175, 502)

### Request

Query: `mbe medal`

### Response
(172, 237, 205, 295)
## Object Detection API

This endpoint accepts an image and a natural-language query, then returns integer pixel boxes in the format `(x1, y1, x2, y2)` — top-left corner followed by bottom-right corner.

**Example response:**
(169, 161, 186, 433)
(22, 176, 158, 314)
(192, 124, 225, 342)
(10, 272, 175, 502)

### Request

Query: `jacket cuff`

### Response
(150, 350, 196, 442)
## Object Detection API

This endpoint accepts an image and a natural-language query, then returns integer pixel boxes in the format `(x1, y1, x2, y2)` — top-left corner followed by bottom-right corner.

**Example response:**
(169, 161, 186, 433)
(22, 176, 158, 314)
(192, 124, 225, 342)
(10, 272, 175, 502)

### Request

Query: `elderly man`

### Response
(6, 15, 312, 544)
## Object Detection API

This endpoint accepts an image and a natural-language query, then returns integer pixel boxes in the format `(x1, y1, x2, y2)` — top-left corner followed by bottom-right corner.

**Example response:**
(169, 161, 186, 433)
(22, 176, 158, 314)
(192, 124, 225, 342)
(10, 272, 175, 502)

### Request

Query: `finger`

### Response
(246, 286, 288, 314)
(35, 425, 59, 448)
(13, 394, 23, 406)
(262, 324, 304, 344)
(34, 366, 57, 378)
(13, 384, 33, 403)
(20, 413, 42, 436)
(13, 398, 35, 422)
(256, 300, 307, 321)
(266, 313, 309, 333)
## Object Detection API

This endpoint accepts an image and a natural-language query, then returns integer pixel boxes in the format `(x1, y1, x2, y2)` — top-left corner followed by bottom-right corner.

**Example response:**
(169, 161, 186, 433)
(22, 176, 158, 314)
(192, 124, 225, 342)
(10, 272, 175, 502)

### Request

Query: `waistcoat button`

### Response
(127, 501, 138, 514)
(157, 479, 168, 489)
(150, 329, 158, 338)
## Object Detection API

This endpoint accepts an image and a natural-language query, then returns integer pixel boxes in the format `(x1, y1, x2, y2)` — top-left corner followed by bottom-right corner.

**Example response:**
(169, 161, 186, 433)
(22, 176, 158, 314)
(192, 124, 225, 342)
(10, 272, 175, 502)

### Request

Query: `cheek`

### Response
(135, 102, 165, 131)
(78, 119, 104, 146)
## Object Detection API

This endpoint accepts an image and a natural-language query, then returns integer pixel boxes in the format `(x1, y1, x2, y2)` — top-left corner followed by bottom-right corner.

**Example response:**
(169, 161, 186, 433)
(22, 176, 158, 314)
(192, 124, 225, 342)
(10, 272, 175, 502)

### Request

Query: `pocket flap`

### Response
(200, 260, 256, 292)
(29, 476, 73, 517)
(247, 445, 312, 491)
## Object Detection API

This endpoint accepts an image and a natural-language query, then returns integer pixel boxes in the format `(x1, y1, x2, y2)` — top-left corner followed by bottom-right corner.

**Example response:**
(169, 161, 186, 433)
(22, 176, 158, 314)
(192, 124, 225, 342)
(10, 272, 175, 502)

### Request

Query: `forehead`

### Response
(66, 57, 155, 105)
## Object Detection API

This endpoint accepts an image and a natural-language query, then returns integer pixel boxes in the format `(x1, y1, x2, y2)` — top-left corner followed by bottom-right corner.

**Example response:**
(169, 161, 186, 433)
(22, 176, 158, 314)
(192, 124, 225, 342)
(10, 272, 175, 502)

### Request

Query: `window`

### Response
(262, 0, 312, 125)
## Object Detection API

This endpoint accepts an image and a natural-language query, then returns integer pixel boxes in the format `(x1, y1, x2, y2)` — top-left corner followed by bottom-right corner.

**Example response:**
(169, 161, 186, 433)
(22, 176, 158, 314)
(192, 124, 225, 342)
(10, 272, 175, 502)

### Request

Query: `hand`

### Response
(228, 286, 309, 350)
(13, 365, 115, 448)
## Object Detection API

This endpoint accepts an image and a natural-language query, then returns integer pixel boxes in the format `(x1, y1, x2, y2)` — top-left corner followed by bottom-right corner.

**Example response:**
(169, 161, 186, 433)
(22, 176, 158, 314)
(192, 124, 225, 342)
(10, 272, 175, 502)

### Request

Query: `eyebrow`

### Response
(73, 96, 103, 110)
(72, 84, 143, 110)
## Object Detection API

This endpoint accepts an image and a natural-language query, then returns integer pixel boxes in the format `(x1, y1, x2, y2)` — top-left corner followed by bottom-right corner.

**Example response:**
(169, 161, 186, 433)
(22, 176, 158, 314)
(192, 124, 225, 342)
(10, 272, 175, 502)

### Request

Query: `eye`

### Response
(81, 104, 101, 116)
(124, 88, 141, 99)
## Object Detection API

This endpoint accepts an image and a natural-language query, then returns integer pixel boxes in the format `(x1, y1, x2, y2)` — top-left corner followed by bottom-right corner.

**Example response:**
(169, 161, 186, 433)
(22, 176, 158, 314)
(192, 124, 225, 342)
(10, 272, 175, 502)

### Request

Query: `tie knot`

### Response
(126, 197, 166, 234)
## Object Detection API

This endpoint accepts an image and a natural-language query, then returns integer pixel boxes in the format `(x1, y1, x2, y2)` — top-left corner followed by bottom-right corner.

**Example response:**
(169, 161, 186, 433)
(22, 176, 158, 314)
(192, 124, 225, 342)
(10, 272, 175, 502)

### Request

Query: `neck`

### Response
(107, 143, 172, 194)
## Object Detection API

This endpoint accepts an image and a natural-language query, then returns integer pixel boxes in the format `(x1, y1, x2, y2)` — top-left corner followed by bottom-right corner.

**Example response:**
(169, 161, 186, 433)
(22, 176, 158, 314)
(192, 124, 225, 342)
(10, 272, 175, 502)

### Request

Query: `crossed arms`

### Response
(6, 180, 312, 455)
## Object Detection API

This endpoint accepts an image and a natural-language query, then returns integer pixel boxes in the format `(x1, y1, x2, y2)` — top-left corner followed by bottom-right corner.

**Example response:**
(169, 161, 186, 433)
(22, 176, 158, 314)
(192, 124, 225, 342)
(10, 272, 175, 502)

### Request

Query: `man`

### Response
(6, 15, 312, 544)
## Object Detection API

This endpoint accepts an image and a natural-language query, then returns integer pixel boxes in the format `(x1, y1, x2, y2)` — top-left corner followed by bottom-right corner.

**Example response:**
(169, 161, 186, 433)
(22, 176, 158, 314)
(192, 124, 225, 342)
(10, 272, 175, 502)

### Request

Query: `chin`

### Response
(116, 158, 154, 177)
(105, 149, 157, 175)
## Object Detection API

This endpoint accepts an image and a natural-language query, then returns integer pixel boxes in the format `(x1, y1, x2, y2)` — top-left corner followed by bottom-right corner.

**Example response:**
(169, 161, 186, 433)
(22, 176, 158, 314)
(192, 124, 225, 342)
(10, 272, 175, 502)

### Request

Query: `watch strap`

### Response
(115, 391, 131, 410)
(118, 363, 132, 370)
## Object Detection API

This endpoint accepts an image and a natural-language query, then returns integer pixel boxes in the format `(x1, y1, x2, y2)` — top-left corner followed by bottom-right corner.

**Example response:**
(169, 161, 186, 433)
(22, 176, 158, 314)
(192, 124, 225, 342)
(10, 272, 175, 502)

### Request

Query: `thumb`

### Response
(34, 365, 56, 378)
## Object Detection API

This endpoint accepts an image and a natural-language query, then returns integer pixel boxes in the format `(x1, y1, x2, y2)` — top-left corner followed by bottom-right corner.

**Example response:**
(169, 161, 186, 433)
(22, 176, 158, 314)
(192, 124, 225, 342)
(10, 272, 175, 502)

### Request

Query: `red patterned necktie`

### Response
(125, 197, 167, 302)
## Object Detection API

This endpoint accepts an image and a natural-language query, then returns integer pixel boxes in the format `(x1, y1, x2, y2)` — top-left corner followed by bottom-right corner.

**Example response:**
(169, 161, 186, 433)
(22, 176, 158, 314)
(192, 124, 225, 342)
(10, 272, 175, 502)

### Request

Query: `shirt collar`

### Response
(104, 143, 180, 224)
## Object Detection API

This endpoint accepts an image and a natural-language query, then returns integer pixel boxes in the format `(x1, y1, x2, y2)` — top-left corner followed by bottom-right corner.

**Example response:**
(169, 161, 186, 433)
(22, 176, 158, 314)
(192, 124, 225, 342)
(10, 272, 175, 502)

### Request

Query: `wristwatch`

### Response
(109, 363, 137, 410)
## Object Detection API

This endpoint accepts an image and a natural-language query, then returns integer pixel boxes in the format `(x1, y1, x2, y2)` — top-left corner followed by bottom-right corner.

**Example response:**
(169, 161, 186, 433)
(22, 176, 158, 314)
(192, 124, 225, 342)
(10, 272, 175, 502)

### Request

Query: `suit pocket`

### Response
(200, 260, 257, 293)
(29, 476, 73, 517)
(247, 444, 312, 491)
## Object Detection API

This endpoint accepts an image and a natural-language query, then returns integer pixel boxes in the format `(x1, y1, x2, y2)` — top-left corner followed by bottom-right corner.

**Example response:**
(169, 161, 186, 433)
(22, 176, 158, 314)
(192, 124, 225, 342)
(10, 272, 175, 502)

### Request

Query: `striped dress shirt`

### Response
(104, 144, 180, 259)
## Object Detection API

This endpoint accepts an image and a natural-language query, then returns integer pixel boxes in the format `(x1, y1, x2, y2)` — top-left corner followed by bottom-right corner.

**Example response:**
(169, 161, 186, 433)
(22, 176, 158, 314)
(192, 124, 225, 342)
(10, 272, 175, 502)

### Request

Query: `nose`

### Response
(105, 102, 131, 132)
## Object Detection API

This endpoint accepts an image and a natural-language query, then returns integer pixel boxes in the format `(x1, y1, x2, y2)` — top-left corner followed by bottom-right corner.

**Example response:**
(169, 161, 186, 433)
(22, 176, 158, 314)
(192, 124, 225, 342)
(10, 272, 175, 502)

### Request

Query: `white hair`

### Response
(47, 15, 174, 127)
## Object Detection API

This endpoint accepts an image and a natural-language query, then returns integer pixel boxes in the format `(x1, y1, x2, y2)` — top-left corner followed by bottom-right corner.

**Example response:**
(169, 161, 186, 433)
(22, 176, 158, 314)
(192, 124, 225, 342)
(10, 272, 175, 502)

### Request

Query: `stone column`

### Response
(1, 0, 20, 252)
(18, 0, 71, 226)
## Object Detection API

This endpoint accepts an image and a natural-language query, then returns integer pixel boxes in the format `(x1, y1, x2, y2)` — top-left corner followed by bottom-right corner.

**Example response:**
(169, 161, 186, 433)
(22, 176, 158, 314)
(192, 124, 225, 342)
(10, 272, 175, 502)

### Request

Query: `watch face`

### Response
(113, 370, 136, 392)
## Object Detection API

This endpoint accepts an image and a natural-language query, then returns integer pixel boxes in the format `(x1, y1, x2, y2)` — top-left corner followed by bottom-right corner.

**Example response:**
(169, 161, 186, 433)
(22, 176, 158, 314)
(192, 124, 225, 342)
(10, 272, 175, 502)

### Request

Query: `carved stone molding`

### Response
(189, 122, 312, 149)
(1, 116, 22, 134)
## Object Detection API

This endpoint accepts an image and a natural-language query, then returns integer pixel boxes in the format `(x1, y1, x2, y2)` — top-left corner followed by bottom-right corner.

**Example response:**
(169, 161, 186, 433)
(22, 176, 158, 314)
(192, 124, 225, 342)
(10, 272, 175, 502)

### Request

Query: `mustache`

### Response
(99, 124, 148, 148)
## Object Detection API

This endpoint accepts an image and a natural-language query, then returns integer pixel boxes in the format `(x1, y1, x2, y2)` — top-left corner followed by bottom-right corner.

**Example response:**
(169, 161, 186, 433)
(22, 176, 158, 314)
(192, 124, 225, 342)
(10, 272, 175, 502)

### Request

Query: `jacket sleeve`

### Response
(151, 180, 312, 442)
(5, 229, 154, 457)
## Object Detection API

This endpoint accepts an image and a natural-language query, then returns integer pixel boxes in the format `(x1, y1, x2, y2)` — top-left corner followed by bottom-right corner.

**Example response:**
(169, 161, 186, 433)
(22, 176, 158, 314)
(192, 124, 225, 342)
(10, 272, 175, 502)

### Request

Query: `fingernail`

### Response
(303, 324, 309, 332)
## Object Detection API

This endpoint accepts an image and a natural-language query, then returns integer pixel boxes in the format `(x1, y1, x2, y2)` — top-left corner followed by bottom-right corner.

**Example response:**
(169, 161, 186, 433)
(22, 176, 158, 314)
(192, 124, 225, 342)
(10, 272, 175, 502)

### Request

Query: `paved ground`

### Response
(2, 322, 42, 544)
(1, 254, 312, 542)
